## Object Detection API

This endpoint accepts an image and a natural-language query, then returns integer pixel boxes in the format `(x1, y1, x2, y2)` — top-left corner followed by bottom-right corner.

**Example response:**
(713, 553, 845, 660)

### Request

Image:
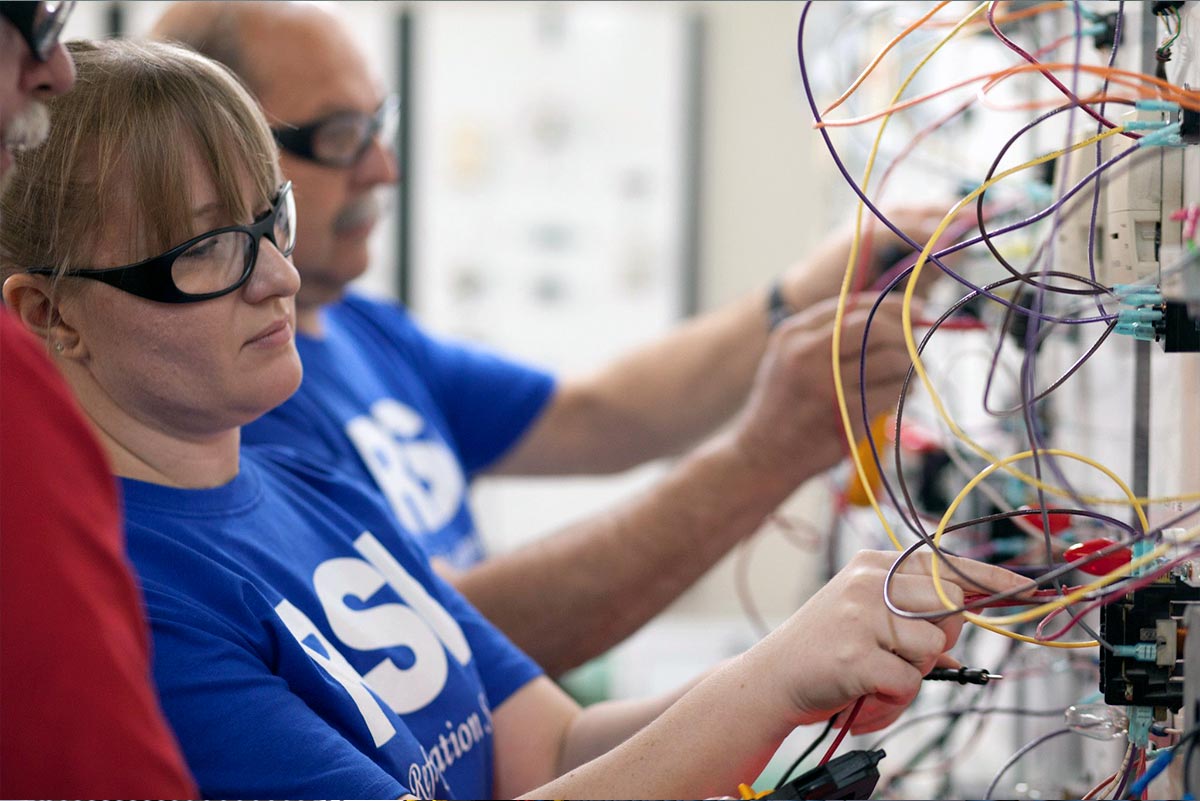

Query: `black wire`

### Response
(778, 716, 836, 786)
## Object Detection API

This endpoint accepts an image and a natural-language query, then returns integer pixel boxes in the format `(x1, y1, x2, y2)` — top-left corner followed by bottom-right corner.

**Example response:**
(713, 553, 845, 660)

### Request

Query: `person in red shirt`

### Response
(0, 3, 197, 796)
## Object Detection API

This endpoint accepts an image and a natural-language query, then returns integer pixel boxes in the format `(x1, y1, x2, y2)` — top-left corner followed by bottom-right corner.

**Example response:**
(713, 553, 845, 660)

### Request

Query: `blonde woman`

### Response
(0, 39, 1026, 800)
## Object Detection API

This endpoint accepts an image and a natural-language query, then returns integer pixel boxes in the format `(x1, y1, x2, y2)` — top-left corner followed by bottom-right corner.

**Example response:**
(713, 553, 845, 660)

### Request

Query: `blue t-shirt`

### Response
(243, 293, 556, 569)
(121, 447, 542, 800)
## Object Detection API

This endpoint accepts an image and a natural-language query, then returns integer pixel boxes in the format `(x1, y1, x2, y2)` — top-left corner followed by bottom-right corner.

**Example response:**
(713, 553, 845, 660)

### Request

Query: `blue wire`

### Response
(1126, 746, 1175, 799)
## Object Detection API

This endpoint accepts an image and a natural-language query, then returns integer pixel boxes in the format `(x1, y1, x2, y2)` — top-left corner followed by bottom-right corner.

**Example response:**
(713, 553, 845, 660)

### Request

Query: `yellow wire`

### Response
(831, 1, 989, 551)
(968, 618, 1097, 649)
(898, 128, 1200, 507)
(930, 449, 1146, 626)
(822, 2, 1200, 650)
(930, 453, 1200, 647)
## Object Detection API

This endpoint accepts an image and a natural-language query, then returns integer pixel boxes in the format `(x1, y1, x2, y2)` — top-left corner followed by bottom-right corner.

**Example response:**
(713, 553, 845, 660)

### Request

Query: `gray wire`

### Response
(868, 705, 1064, 752)
(984, 727, 1077, 800)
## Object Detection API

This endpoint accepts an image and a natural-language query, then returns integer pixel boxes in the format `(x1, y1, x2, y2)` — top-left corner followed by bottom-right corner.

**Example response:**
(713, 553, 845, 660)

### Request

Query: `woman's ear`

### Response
(3, 274, 83, 357)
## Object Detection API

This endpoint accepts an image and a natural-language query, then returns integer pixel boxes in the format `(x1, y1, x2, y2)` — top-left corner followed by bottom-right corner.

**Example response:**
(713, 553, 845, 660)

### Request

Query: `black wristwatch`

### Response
(767, 280, 796, 331)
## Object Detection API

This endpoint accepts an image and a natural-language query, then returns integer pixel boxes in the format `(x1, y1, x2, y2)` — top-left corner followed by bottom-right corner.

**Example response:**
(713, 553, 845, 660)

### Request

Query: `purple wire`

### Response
(1016, 2, 1091, 615)
(980, 306, 1117, 418)
(1017, 3, 1138, 576)
(796, 2, 1197, 587)
(985, 1, 1134, 138)
(1087, 2, 1125, 315)
(1111, 746, 1141, 800)
(972, 2, 1092, 532)
(796, 3, 1134, 325)
(851, 146, 1139, 542)
(796, 3, 1178, 618)
(796, 0, 1143, 554)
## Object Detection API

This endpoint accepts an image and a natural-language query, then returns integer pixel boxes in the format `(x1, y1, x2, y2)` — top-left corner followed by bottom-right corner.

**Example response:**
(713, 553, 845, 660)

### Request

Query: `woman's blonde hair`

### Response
(0, 38, 281, 282)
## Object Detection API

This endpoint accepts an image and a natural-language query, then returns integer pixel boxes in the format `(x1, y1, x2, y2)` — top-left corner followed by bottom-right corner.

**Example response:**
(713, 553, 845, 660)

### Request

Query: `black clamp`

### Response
(764, 749, 886, 800)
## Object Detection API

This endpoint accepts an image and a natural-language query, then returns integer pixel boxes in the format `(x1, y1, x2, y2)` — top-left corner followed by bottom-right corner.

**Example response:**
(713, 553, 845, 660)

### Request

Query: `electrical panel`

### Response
(1100, 577, 1200, 709)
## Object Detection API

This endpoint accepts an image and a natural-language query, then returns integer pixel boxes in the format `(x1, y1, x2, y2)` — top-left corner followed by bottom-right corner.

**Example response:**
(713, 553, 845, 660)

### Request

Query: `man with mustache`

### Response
(0, 3, 196, 795)
(153, 1, 927, 677)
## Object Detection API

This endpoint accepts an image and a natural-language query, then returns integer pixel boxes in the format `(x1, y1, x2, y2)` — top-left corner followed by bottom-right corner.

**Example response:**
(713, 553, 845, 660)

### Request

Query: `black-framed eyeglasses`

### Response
(273, 95, 399, 168)
(0, 1, 75, 62)
(27, 182, 296, 304)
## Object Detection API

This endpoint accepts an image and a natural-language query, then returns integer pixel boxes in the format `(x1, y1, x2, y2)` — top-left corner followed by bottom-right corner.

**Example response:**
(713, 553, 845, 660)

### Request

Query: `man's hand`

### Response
(780, 205, 961, 310)
(728, 294, 914, 488)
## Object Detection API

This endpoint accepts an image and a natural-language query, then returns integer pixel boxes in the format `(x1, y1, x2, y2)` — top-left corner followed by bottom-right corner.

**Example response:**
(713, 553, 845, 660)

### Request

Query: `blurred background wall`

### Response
(60, 1, 851, 658)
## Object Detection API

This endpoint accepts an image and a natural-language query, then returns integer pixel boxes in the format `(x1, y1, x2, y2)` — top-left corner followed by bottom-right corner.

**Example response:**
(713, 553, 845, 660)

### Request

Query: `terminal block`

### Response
(1160, 301, 1200, 351)
(1099, 576, 1200, 710)
(1112, 284, 1200, 352)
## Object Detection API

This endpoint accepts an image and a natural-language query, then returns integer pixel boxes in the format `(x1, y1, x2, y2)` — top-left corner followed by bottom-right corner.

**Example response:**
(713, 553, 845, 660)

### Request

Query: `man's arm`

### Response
(491, 207, 945, 475)
(450, 296, 915, 676)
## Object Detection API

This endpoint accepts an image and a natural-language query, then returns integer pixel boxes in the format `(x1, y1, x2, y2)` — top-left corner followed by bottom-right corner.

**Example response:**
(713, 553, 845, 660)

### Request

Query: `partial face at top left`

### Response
(0, 1, 76, 188)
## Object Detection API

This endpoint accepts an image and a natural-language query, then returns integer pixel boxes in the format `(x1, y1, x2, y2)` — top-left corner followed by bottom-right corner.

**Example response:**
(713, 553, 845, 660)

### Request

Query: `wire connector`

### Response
(1125, 119, 1174, 131)
(923, 666, 1002, 685)
(1113, 643, 1159, 661)
(1138, 122, 1185, 148)
(1134, 99, 1181, 113)
(1113, 288, 1166, 342)
(1127, 705, 1154, 748)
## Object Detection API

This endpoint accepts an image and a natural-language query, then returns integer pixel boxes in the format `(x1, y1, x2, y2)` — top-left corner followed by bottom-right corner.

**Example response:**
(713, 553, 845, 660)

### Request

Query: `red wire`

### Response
(819, 696, 866, 765)
(964, 586, 1087, 608)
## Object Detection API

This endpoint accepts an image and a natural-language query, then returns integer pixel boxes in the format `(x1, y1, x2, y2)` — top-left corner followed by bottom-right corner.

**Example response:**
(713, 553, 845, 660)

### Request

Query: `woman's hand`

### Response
(741, 550, 1029, 733)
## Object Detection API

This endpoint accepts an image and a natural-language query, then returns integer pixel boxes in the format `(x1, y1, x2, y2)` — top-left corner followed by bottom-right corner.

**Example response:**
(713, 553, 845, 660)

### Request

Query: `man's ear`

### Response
(3, 273, 84, 357)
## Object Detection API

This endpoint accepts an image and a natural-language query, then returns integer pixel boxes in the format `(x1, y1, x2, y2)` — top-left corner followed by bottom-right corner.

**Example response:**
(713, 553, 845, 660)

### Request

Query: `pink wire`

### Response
(1034, 551, 1199, 643)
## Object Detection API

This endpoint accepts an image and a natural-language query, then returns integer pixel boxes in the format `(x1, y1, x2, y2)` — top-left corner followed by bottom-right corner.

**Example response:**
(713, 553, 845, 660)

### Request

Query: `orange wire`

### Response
(1080, 771, 1119, 800)
(814, 62, 1200, 129)
(822, 2, 952, 116)
(921, 0, 1066, 28)
(979, 92, 1138, 114)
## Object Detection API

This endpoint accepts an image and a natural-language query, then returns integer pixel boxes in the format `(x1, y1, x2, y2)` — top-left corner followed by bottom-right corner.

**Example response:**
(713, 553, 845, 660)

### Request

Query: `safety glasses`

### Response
(27, 183, 296, 304)
(0, 1, 76, 62)
(273, 95, 399, 168)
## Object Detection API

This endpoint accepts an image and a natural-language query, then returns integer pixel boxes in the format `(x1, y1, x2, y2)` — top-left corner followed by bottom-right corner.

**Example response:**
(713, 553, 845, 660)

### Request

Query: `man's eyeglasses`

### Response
(273, 95, 399, 169)
(27, 183, 296, 304)
(0, 1, 76, 62)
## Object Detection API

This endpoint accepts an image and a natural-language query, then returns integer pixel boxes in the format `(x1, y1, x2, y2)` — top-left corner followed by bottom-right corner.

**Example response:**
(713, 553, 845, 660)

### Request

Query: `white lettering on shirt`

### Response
(273, 599, 397, 747)
(344, 399, 466, 536)
(276, 531, 474, 737)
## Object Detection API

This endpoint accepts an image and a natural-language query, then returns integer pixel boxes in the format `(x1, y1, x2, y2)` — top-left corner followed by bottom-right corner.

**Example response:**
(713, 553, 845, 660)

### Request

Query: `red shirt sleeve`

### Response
(0, 311, 198, 799)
